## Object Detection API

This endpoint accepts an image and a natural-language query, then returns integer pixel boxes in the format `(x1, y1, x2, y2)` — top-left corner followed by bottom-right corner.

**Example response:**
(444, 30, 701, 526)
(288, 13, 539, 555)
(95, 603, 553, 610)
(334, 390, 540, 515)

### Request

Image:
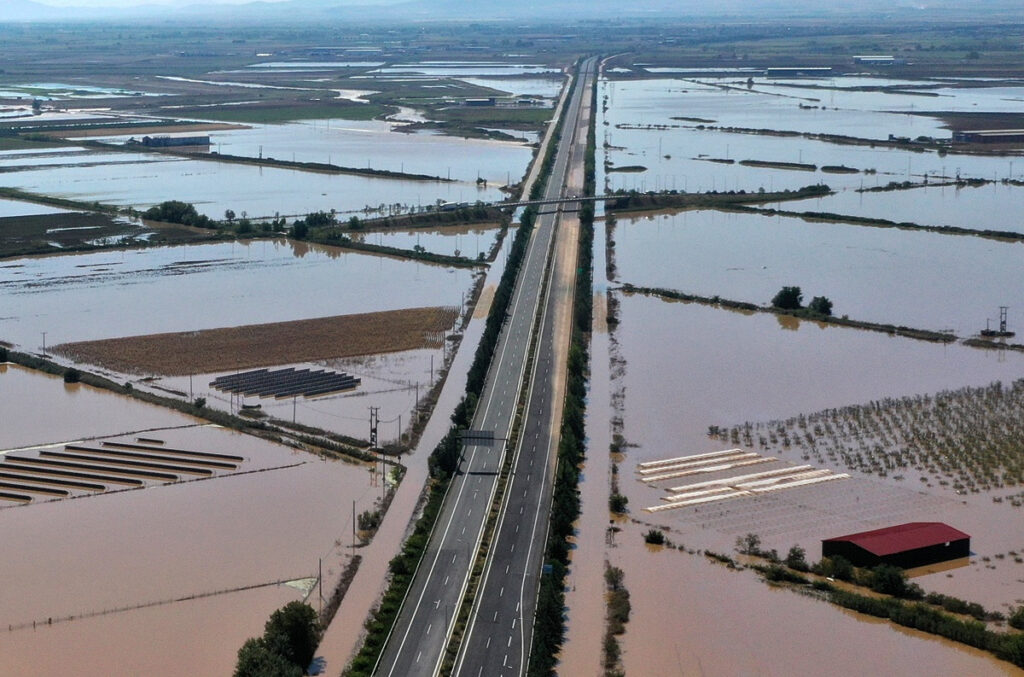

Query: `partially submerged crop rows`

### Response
(721, 380, 1024, 502)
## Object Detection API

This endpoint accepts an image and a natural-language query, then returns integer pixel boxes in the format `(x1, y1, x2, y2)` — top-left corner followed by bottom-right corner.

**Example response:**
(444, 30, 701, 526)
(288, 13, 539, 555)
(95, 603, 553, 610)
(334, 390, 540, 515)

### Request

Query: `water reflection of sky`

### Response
(0, 240, 476, 349)
(598, 77, 1024, 208)
(614, 209, 1024, 334)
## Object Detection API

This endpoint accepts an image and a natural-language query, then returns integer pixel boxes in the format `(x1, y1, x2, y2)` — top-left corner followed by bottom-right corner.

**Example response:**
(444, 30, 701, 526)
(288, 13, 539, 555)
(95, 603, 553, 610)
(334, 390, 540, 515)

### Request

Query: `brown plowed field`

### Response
(55, 306, 459, 376)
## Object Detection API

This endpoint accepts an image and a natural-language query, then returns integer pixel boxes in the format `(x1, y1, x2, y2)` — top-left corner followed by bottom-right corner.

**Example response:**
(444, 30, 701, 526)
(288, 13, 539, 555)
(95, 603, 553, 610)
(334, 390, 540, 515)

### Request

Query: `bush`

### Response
(816, 555, 854, 581)
(63, 368, 81, 383)
(644, 529, 666, 545)
(609, 492, 628, 514)
(868, 564, 912, 597)
(1011, 606, 1024, 630)
(763, 564, 809, 584)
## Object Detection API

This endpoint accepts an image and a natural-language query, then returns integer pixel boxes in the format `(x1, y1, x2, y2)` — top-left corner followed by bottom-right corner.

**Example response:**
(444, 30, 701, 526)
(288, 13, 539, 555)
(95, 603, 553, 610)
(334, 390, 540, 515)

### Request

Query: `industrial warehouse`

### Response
(822, 522, 971, 569)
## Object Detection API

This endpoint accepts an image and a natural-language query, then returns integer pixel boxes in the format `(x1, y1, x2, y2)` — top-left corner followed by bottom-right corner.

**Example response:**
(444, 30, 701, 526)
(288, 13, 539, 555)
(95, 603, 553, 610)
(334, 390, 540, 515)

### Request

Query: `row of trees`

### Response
(771, 285, 833, 316)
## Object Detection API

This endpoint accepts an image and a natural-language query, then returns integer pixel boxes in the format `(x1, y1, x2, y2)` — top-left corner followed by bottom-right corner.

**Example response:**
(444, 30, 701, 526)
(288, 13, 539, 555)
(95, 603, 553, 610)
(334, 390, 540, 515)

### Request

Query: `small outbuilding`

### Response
(822, 522, 969, 569)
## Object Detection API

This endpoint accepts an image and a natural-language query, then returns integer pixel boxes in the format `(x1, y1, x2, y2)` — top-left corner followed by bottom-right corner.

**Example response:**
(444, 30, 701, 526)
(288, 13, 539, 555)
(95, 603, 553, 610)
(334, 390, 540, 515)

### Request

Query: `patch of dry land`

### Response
(56, 306, 458, 376)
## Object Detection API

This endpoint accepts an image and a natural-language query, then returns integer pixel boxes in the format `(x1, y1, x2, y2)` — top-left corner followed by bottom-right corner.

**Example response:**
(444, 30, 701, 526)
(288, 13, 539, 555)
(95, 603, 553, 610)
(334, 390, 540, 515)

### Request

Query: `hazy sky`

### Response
(43, 0, 288, 5)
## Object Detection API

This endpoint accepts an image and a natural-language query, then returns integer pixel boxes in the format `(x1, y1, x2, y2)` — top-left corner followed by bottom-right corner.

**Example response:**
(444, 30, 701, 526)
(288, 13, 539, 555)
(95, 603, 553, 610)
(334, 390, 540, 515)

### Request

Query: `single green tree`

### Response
(771, 286, 803, 310)
(736, 532, 761, 555)
(808, 296, 833, 316)
(263, 601, 320, 669)
(785, 545, 809, 571)
(233, 638, 302, 677)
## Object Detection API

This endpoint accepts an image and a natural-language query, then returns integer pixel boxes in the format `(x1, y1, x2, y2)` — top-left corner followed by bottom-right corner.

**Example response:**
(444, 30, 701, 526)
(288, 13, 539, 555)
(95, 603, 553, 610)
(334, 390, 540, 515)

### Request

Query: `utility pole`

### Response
(369, 407, 379, 449)
(41, 331, 47, 356)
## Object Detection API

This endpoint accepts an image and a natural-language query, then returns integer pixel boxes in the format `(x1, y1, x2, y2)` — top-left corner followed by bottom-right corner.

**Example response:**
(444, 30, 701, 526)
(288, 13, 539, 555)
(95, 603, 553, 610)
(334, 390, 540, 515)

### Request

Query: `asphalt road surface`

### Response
(374, 57, 596, 677)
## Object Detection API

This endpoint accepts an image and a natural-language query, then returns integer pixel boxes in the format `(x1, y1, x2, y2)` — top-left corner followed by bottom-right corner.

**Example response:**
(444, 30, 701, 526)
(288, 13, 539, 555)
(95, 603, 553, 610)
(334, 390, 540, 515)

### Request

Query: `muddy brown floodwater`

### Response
(601, 295, 1024, 674)
(0, 364, 378, 676)
(613, 544, 1020, 676)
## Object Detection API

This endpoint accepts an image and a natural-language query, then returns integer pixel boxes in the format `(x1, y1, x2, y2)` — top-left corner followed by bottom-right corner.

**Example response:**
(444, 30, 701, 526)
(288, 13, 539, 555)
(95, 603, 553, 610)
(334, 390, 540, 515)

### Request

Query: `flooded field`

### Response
(552, 70, 1024, 675)
(612, 209, 1024, 333)
(368, 63, 560, 77)
(0, 365, 376, 676)
(0, 146, 505, 218)
(0, 239, 476, 441)
(0, 239, 476, 350)
(791, 181, 1024, 234)
(610, 294, 1024, 607)
(0, 197, 68, 218)
(349, 222, 502, 258)
(598, 76, 1024, 212)
(459, 77, 564, 99)
(84, 116, 537, 190)
(614, 541, 1020, 676)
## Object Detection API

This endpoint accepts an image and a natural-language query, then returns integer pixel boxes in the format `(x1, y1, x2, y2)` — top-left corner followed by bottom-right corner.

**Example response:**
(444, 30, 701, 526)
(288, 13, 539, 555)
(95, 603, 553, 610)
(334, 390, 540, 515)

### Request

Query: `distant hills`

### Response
(2, 0, 1023, 22)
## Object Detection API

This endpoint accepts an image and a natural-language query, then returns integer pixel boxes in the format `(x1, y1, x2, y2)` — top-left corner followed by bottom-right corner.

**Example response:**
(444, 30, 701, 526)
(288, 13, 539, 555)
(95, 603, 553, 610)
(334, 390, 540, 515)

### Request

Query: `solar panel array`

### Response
(210, 367, 361, 398)
(0, 439, 243, 505)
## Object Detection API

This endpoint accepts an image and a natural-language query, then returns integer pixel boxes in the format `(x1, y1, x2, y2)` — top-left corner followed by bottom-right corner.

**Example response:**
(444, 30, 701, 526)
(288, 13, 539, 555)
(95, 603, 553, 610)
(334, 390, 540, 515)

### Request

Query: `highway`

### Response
(374, 57, 595, 677)
(451, 59, 594, 677)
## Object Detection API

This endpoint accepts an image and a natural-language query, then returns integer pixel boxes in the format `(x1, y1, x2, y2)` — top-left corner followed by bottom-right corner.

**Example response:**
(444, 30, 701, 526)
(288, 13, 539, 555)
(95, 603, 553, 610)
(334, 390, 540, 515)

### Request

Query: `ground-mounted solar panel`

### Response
(210, 367, 361, 398)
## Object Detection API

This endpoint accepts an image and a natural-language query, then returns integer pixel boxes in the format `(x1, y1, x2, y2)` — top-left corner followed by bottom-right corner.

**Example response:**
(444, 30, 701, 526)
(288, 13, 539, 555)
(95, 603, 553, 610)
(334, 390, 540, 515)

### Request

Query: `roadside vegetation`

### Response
(530, 71, 596, 676)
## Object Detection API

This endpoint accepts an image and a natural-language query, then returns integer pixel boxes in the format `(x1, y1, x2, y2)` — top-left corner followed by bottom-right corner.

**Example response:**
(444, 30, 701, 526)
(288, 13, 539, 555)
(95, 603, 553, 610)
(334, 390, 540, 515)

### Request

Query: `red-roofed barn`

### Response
(822, 522, 970, 569)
